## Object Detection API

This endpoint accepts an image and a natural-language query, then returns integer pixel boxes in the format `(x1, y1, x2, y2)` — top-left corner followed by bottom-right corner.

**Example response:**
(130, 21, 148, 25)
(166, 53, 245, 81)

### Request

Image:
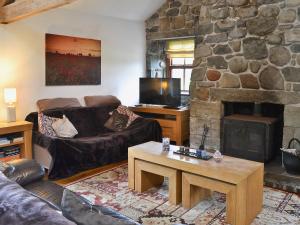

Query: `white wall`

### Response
(0, 8, 145, 120)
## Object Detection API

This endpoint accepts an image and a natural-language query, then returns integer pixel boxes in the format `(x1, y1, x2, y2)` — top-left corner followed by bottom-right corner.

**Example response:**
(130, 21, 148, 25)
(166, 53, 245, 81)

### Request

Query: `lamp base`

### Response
(6, 106, 16, 122)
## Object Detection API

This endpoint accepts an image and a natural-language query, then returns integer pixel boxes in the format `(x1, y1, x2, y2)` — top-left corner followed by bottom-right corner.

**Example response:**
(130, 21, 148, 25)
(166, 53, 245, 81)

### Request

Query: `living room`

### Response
(0, 0, 299, 225)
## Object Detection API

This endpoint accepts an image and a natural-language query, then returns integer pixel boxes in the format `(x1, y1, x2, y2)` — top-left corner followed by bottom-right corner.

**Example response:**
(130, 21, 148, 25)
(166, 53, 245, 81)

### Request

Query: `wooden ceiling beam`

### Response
(0, 0, 77, 24)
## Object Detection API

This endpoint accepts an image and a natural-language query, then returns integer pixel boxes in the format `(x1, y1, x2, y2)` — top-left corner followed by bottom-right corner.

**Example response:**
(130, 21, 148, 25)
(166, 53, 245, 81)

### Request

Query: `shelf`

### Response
(0, 154, 20, 162)
(0, 141, 24, 148)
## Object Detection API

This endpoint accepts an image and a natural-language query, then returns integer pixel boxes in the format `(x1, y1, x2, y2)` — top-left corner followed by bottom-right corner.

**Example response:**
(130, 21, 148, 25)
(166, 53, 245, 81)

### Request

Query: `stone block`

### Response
(227, 0, 249, 6)
(285, 103, 300, 127)
(195, 44, 212, 58)
(282, 67, 300, 82)
(259, 5, 280, 17)
(285, 28, 300, 43)
(159, 17, 170, 31)
(196, 81, 215, 88)
(246, 16, 278, 36)
(219, 73, 240, 88)
(240, 74, 260, 89)
(207, 70, 221, 81)
(172, 16, 185, 29)
(207, 56, 228, 69)
(279, 9, 296, 23)
(213, 44, 232, 55)
(191, 67, 207, 81)
(229, 40, 241, 52)
(286, 0, 300, 7)
(229, 27, 247, 39)
(293, 83, 300, 92)
(215, 19, 235, 32)
(166, 8, 179, 17)
(266, 34, 282, 45)
(290, 44, 300, 53)
(194, 87, 210, 101)
(190, 100, 223, 119)
(197, 22, 213, 35)
(282, 126, 295, 147)
(211, 7, 229, 19)
(243, 37, 268, 60)
(228, 56, 248, 73)
(250, 61, 261, 73)
(257, 0, 284, 6)
(205, 33, 228, 43)
(259, 66, 284, 90)
(237, 6, 258, 18)
(269, 46, 291, 66)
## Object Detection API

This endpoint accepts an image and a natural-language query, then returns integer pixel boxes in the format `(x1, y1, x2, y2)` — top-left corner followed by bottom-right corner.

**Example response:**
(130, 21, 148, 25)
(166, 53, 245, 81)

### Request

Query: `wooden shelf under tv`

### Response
(129, 106, 190, 145)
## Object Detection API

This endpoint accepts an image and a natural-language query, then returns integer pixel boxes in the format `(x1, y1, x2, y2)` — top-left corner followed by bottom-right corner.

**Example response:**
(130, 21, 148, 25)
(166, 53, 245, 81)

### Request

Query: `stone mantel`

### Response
(210, 88, 300, 105)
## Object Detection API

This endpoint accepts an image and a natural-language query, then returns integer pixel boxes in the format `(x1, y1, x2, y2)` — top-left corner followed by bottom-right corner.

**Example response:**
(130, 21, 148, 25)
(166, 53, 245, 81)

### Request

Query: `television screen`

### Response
(139, 78, 181, 107)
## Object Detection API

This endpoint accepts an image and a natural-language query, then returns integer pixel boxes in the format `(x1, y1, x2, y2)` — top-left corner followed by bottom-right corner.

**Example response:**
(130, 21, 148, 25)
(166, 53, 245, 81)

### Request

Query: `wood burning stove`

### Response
(222, 102, 284, 162)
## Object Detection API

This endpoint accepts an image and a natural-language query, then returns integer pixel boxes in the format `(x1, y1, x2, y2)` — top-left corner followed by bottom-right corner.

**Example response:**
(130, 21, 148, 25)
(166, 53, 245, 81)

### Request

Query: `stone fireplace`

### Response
(145, 0, 300, 153)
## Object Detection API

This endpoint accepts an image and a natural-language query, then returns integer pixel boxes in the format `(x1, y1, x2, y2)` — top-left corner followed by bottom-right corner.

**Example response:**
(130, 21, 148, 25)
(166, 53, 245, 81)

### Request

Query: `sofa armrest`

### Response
(6, 159, 45, 186)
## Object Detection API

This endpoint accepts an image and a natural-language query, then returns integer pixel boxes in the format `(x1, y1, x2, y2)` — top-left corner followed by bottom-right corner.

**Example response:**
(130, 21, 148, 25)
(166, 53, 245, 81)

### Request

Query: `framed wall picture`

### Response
(45, 33, 101, 86)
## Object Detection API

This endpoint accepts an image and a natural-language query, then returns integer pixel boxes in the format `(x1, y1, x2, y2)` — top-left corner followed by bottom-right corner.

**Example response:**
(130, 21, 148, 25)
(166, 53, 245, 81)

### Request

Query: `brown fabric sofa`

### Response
(26, 104, 162, 179)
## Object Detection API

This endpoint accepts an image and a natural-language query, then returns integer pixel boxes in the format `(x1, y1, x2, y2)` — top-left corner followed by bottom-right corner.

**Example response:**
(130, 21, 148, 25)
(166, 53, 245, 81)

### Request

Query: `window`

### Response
(168, 58, 193, 94)
(166, 39, 195, 94)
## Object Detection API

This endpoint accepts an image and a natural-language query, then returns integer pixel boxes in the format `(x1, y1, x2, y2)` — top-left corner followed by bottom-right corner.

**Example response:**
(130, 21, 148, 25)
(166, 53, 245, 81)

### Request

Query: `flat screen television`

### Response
(139, 78, 181, 107)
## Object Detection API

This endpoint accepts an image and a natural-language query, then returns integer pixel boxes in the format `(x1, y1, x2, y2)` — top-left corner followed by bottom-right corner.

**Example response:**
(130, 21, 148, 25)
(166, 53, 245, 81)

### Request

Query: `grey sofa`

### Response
(0, 159, 138, 225)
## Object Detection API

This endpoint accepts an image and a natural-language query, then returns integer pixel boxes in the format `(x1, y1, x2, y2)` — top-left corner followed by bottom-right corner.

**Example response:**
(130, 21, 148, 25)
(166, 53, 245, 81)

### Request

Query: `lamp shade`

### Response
(4, 88, 17, 104)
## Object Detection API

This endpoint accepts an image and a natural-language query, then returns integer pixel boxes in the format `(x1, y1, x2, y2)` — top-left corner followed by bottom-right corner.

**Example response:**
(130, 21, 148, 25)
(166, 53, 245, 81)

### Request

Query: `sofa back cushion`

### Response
(0, 172, 75, 225)
(41, 106, 116, 137)
(84, 95, 121, 107)
(37, 98, 81, 112)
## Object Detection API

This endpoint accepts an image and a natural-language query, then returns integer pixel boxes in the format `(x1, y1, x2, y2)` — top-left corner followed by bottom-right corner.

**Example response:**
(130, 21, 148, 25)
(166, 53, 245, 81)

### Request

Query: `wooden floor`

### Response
(55, 160, 128, 186)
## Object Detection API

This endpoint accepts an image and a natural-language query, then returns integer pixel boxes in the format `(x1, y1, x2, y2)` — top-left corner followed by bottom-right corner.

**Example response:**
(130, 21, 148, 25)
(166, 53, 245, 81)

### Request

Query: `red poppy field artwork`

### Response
(46, 34, 101, 86)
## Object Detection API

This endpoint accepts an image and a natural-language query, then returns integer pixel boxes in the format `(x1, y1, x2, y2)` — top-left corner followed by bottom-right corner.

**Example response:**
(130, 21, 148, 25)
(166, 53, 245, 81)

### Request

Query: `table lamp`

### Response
(4, 88, 17, 122)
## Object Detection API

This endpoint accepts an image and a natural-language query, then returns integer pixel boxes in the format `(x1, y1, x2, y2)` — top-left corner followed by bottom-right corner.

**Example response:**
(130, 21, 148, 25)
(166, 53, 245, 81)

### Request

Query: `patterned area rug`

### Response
(66, 164, 300, 225)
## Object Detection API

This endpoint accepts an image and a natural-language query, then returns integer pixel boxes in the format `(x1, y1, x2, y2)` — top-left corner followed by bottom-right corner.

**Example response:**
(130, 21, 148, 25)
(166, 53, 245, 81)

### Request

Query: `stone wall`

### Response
(146, 0, 300, 149)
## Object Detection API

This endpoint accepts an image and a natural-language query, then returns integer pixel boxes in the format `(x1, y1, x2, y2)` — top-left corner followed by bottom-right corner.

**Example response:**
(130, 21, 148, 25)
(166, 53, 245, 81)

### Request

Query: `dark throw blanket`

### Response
(0, 172, 75, 225)
(26, 106, 162, 179)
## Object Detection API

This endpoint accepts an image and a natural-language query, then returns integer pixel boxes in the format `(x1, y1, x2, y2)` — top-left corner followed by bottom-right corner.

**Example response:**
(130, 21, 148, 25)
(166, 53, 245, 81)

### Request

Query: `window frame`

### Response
(167, 57, 193, 95)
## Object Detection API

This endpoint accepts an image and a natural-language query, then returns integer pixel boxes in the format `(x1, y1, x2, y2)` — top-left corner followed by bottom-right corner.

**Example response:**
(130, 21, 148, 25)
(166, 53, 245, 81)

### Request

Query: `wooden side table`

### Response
(0, 121, 33, 161)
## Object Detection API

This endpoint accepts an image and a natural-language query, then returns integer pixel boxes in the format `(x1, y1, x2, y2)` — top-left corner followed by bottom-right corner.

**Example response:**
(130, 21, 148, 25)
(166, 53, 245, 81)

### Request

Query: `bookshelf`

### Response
(0, 121, 33, 162)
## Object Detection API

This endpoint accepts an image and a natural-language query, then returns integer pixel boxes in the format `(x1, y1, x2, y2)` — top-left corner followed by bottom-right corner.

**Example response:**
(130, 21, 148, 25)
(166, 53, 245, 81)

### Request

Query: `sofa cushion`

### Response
(104, 110, 129, 132)
(0, 172, 75, 225)
(38, 113, 59, 137)
(84, 95, 121, 107)
(116, 105, 140, 127)
(52, 115, 78, 138)
(61, 189, 136, 225)
(37, 98, 81, 112)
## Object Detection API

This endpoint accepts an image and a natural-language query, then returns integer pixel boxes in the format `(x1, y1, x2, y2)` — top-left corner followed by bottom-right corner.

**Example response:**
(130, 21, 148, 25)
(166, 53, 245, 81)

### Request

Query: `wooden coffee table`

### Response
(128, 141, 264, 225)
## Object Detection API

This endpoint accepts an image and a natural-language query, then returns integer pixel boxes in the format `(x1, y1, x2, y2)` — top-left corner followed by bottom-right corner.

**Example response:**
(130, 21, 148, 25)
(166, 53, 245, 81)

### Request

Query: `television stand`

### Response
(129, 106, 190, 145)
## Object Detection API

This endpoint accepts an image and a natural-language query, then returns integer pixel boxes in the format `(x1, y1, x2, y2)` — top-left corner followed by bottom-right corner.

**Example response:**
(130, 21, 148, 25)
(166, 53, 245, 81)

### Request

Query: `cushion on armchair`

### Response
(6, 159, 45, 186)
